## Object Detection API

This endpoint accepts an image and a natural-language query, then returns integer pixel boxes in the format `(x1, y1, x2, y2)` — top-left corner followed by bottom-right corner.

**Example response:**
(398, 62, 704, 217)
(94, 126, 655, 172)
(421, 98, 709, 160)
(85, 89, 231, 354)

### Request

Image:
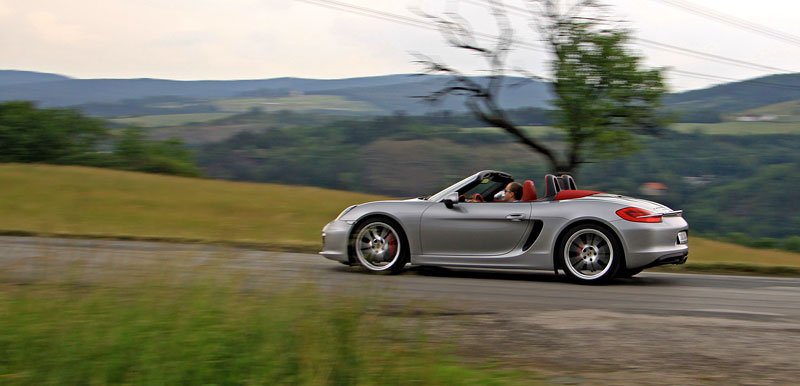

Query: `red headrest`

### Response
(522, 180, 538, 201)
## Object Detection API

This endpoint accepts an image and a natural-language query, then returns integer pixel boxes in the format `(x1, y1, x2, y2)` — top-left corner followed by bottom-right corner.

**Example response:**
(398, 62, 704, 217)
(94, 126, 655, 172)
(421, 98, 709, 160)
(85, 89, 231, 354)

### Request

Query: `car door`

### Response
(419, 201, 533, 256)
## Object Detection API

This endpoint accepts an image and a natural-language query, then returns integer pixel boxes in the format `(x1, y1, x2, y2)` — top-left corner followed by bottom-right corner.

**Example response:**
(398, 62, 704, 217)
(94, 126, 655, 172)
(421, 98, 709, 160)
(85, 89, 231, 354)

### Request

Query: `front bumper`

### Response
(319, 220, 353, 263)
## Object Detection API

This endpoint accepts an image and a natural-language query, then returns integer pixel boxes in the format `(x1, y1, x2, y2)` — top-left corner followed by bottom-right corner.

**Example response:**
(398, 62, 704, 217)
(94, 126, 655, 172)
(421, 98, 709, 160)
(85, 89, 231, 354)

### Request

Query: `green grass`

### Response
(0, 269, 538, 385)
(0, 164, 385, 250)
(466, 123, 800, 136)
(110, 112, 236, 127)
(671, 122, 800, 135)
(213, 96, 380, 114)
(1, 164, 798, 271)
(467, 123, 800, 136)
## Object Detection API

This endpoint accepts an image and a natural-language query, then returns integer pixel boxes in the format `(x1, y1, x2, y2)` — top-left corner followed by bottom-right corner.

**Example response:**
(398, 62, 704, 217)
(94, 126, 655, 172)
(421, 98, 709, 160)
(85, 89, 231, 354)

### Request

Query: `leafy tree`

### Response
(417, 0, 667, 173)
(0, 101, 199, 177)
(0, 101, 108, 163)
(113, 127, 200, 177)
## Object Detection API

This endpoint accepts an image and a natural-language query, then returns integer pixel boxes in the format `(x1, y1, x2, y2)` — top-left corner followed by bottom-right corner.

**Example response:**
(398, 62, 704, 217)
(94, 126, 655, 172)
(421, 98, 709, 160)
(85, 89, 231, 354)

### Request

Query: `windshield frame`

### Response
(427, 170, 512, 202)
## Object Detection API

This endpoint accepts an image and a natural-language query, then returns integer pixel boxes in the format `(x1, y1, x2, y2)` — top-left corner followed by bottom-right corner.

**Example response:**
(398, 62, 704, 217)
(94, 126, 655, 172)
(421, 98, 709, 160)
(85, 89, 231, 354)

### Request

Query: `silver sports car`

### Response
(320, 170, 688, 283)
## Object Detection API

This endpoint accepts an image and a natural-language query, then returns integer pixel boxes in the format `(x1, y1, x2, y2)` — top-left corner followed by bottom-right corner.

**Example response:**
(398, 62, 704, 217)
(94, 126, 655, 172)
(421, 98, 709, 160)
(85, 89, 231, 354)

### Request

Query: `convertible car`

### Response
(320, 170, 688, 283)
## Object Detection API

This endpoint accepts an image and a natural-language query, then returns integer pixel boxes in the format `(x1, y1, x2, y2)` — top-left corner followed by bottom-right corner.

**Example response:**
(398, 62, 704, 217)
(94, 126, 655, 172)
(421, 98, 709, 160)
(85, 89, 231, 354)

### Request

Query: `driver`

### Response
(499, 182, 522, 202)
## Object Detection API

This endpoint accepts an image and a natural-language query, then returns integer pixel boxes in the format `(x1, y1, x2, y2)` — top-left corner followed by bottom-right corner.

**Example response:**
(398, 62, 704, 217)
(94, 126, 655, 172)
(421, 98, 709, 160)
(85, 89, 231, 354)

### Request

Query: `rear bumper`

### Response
(319, 220, 352, 263)
(642, 250, 689, 269)
(613, 216, 689, 270)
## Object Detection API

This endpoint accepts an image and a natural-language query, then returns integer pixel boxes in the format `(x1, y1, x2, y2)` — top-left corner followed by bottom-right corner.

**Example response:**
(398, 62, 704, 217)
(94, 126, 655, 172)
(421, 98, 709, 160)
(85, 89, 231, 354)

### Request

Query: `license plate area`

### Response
(677, 231, 688, 245)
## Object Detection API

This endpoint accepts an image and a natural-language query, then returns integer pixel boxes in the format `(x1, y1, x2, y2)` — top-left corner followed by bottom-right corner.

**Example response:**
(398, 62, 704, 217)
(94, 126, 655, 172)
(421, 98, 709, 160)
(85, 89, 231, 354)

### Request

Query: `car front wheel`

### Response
(351, 218, 408, 274)
(559, 224, 622, 284)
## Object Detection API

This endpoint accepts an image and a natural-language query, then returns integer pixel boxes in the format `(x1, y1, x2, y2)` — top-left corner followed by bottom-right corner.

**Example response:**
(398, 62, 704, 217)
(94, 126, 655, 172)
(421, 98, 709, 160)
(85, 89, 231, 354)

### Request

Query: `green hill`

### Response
(664, 73, 800, 121)
(0, 164, 384, 249)
(727, 99, 800, 122)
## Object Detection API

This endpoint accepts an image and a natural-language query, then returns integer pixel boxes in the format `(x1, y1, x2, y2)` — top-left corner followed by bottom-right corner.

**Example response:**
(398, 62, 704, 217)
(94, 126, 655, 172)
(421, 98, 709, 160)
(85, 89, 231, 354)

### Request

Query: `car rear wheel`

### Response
(351, 218, 408, 274)
(559, 224, 621, 284)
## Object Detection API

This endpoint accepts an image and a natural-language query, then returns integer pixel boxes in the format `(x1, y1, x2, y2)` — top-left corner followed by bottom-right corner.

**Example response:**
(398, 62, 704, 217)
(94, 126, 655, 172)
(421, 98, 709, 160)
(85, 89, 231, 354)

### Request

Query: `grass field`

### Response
(671, 122, 800, 135)
(466, 123, 800, 136)
(0, 164, 798, 270)
(213, 95, 380, 114)
(110, 112, 236, 127)
(0, 164, 384, 250)
(0, 260, 537, 385)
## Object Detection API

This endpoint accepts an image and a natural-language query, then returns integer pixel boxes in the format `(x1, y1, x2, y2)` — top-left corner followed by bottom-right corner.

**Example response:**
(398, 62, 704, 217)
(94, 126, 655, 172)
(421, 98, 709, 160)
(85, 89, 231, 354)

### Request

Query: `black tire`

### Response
(558, 223, 622, 284)
(350, 217, 409, 274)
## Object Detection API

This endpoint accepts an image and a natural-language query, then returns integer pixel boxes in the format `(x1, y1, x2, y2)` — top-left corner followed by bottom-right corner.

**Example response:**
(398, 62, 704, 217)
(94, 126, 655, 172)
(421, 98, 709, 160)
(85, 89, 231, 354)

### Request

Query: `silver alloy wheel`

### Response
(355, 221, 401, 271)
(563, 229, 614, 281)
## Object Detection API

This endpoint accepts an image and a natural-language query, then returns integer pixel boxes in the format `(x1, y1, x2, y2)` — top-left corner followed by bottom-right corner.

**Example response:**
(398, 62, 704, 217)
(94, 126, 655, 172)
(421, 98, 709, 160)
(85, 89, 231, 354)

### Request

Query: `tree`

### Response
(0, 101, 108, 163)
(417, 0, 667, 173)
(114, 127, 201, 177)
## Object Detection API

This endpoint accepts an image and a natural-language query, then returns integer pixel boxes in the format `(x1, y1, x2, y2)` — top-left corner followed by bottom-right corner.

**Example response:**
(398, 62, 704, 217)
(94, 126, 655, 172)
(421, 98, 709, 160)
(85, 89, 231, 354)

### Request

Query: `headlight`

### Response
(336, 205, 357, 220)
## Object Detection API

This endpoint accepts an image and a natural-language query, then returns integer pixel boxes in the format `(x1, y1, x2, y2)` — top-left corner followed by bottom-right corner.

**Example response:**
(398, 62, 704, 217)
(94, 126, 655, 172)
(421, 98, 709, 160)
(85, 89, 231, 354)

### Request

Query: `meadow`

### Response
(0, 164, 798, 270)
(0, 255, 536, 386)
(110, 112, 236, 127)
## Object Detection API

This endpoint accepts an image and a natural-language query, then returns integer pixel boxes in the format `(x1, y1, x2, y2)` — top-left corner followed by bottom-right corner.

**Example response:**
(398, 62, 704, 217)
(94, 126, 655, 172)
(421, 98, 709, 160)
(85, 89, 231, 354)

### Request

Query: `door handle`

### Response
(505, 213, 525, 221)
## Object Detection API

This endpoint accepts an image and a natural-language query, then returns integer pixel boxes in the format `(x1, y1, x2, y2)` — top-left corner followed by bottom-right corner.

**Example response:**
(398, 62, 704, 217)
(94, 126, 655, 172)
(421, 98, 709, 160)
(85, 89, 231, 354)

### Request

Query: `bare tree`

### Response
(416, 0, 667, 174)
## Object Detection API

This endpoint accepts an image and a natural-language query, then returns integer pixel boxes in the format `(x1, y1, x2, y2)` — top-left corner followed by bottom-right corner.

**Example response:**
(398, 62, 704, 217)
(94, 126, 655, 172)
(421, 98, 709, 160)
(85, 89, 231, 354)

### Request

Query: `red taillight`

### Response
(616, 207, 662, 223)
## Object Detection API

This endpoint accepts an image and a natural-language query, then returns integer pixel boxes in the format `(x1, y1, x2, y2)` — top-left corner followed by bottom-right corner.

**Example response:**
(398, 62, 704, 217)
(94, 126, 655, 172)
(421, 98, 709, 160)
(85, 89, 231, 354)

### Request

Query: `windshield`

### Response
(427, 173, 480, 202)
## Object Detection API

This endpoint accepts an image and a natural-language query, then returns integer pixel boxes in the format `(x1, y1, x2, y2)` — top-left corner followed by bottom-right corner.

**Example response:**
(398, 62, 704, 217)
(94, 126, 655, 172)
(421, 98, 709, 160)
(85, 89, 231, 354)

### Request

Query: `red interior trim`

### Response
(553, 190, 601, 201)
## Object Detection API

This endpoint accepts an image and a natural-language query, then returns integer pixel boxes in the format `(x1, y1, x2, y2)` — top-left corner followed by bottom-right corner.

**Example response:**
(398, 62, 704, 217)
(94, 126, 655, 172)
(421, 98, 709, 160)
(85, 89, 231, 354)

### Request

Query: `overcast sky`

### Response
(1, 0, 798, 91)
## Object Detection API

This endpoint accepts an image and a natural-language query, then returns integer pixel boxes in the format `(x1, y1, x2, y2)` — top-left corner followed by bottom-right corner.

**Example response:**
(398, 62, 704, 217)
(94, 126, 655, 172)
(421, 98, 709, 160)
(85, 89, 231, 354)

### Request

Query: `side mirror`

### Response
(442, 192, 459, 209)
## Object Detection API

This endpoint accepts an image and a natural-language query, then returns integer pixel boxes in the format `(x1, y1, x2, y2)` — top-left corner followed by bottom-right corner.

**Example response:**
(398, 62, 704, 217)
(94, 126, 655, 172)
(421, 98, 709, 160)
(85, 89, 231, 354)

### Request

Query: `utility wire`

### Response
(296, 0, 800, 90)
(298, 0, 547, 52)
(669, 69, 800, 91)
(466, 0, 796, 74)
(648, 0, 800, 48)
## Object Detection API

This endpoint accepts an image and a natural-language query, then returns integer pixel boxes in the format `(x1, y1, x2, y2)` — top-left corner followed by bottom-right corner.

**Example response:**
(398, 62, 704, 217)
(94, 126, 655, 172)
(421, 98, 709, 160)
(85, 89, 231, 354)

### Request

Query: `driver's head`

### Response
(503, 182, 523, 202)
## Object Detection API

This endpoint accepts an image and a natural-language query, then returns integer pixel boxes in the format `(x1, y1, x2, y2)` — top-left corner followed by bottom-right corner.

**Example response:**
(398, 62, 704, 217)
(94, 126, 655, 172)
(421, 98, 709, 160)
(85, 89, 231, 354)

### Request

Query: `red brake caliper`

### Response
(386, 233, 398, 259)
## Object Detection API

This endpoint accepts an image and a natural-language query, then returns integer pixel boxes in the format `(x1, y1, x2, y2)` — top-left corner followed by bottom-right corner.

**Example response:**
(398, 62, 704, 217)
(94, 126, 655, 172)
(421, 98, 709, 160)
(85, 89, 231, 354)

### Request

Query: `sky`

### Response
(1, 0, 798, 91)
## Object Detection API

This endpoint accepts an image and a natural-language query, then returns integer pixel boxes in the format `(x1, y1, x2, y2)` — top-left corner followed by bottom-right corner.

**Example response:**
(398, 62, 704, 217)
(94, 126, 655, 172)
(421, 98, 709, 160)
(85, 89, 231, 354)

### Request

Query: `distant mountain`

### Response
(664, 73, 800, 119)
(0, 70, 71, 87)
(3, 70, 800, 119)
(0, 70, 550, 114)
(0, 72, 435, 108)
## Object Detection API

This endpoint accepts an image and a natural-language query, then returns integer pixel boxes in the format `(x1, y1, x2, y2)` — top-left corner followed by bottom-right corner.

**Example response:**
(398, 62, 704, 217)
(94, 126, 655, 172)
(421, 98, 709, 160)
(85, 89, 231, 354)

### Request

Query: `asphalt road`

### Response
(2, 235, 799, 322)
(3, 236, 800, 384)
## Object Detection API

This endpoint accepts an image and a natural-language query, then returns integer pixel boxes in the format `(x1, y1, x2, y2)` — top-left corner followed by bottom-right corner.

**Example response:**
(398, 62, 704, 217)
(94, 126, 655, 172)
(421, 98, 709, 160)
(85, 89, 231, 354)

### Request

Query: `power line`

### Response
(648, 0, 800, 48)
(465, 0, 796, 74)
(669, 69, 800, 91)
(297, 0, 547, 53)
(296, 0, 800, 90)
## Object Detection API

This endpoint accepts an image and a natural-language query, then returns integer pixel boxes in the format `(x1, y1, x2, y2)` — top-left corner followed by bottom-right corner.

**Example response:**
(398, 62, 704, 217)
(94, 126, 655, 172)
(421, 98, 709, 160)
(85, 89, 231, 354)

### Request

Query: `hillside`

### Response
(0, 71, 440, 111)
(0, 70, 71, 86)
(664, 73, 800, 119)
(0, 164, 384, 249)
(4, 70, 800, 119)
(0, 164, 797, 268)
(728, 99, 800, 122)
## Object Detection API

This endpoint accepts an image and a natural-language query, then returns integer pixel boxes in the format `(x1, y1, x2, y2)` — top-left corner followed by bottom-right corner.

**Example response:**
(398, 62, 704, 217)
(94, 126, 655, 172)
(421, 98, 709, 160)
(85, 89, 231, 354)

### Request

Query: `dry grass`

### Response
(0, 164, 385, 250)
(685, 237, 800, 267)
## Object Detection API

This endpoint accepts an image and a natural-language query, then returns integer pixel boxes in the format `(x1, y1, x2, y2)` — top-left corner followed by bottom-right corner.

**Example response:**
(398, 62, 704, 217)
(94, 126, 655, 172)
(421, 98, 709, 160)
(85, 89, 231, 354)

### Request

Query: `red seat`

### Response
(522, 180, 538, 201)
